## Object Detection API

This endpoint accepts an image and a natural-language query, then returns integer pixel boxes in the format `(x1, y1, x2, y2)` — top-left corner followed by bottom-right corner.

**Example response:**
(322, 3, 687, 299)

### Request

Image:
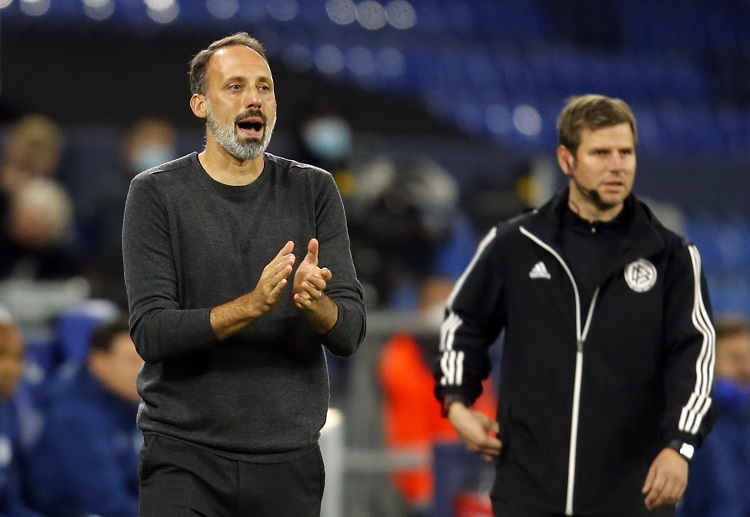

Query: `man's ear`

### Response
(557, 145, 574, 177)
(190, 94, 208, 120)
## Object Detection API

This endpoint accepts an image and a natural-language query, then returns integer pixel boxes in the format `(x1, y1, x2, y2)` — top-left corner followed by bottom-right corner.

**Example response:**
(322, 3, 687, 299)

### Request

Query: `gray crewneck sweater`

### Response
(123, 152, 366, 461)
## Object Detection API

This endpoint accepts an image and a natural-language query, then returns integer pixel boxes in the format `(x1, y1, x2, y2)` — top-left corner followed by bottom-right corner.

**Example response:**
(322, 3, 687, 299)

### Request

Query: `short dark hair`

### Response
(89, 315, 131, 354)
(188, 32, 268, 96)
(557, 94, 638, 153)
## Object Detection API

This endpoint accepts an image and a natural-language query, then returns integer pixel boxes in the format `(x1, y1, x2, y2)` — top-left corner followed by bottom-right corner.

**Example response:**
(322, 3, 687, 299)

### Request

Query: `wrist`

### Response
(666, 440, 695, 464)
(441, 394, 469, 418)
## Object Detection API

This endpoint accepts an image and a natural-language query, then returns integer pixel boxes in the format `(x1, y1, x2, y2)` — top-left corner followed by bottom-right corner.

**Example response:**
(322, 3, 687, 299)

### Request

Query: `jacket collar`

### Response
(521, 188, 667, 266)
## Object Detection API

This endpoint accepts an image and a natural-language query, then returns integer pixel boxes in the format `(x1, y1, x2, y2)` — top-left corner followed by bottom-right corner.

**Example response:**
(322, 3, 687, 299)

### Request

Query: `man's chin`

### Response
(226, 144, 264, 161)
(593, 195, 626, 212)
(236, 131, 263, 144)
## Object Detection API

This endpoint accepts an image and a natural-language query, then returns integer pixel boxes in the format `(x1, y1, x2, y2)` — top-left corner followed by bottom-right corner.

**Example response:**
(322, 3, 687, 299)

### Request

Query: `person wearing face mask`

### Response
(291, 103, 357, 205)
(300, 111, 353, 168)
(122, 33, 365, 516)
(679, 314, 750, 517)
(84, 118, 178, 308)
(123, 119, 178, 178)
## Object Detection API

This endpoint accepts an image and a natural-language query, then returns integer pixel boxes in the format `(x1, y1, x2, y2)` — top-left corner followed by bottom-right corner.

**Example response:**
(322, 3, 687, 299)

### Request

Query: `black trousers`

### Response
(495, 511, 673, 517)
(139, 434, 325, 517)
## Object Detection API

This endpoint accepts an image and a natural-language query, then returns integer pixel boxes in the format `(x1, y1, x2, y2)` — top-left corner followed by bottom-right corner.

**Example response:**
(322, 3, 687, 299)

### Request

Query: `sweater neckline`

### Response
(191, 152, 270, 195)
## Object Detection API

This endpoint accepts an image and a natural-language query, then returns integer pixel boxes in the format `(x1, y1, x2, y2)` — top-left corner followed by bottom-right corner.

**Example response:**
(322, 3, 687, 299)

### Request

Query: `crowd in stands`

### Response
(0, 113, 162, 516)
(0, 115, 79, 283)
(0, 106, 748, 517)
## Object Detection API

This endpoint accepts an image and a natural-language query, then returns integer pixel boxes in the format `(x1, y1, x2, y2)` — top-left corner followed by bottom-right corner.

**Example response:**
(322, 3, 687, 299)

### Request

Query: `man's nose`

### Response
(609, 152, 627, 170)
(244, 88, 261, 108)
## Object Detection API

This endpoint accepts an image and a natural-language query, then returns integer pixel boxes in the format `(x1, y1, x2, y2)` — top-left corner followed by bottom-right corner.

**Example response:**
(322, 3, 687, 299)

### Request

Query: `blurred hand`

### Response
(642, 448, 688, 510)
(448, 402, 502, 462)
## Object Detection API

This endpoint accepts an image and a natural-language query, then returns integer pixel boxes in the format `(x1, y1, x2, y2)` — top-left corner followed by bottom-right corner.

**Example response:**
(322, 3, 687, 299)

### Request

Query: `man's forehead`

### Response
(580, 123, 634, 144)
(210, 45, 270, 72)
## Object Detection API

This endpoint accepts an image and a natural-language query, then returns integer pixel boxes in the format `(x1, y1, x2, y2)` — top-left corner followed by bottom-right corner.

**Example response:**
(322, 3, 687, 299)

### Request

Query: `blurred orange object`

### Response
(379, 332, 497, 509)
(454, 491, 492, 517)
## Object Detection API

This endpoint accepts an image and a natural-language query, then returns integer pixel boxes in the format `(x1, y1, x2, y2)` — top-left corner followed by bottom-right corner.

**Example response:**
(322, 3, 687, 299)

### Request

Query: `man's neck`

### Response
(198, 146, 264, 186)
(567, 197, 624, 223)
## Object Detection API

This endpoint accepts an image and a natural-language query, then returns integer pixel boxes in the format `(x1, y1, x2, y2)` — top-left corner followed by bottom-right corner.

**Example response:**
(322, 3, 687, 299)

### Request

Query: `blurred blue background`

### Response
(2, 2, 750, 516)
(3, 0, 750, 158)
(3, 0, 749, 316)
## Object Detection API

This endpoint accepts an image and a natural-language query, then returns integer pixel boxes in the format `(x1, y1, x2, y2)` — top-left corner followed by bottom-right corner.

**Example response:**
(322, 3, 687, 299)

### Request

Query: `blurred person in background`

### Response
(122, 32, 365, 516)
(435, 94, 717, 517)
(357, 155, 488, 515)
(290, 104, 480, 400)
(340, 155, 482, 517)
(327, 155, 477, 408)
(0, 114, 79, 282)
(24, 315, 141, 517)
(463, 162, 535, 240)
(0, 313, 45, 517)
(84, 118, 178, 308)
(289, 102, 362, 405)
(290, 101, 356, 200)
(350, 155, 476, 311)
(290, 101, 477, 312)
(0, 114, 64, 228)
(121, 118, 179, 179)
(679, 314, 750, 517)
(379, 280, 497, 517)
(0, 177, 81, 280)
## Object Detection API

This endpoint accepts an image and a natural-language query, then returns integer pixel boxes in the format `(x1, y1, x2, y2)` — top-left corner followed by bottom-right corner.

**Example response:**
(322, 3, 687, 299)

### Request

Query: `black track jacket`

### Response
(435, 190, 716, 516)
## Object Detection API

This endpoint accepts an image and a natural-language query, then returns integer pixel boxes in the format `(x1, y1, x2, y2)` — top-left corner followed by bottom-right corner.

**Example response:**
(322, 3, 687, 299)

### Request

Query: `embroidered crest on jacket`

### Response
(624, 258, 657, 292)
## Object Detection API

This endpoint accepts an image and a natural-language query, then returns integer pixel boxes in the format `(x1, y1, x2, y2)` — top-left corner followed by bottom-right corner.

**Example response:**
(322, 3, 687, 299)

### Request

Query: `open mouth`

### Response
(237, 118, 263, 132)
(236, 115, 264, 137)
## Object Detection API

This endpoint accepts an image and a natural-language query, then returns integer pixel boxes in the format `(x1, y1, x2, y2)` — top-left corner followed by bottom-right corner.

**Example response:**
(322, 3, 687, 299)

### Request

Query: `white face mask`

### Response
(132, 144, 176, 175)
(302, 116, 352, 161)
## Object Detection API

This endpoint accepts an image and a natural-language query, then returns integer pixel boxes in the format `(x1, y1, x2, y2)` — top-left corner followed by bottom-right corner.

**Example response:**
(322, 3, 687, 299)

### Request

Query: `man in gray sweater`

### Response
(122, 32, 366, 516)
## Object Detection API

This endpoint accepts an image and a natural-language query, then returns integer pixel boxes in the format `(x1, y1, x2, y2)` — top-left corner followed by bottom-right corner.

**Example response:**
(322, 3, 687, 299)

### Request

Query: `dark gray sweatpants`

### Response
(138, 433, 325, 516)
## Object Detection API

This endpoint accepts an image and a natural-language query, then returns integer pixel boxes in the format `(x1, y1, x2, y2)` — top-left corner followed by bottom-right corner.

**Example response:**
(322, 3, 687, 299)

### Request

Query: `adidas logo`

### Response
(529, 261, 551, 279)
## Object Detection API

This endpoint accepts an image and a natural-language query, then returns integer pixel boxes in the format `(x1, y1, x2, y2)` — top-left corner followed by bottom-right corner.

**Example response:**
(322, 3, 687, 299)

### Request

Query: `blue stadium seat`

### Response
(54, 299, 120, 367)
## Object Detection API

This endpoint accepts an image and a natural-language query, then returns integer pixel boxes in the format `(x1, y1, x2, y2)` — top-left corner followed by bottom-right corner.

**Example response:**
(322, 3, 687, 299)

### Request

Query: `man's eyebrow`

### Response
(228, 74, 274, 85)
(589, 144, 633, 151)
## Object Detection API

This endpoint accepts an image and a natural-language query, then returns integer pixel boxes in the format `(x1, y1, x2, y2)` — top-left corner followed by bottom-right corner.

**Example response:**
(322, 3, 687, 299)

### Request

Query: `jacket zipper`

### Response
(520, 227, 599, 516)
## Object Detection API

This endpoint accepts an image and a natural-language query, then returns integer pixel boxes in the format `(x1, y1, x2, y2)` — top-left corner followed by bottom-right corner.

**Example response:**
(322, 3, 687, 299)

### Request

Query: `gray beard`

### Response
(205, 104, 275, 161)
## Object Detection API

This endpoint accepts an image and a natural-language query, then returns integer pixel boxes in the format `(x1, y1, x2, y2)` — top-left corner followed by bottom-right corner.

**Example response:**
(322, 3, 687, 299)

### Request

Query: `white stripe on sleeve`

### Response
(678, 245, 716, 435)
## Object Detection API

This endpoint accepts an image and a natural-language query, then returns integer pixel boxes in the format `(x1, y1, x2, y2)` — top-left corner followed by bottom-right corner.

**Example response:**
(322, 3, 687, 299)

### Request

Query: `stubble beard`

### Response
(205, 102, 275, 161)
